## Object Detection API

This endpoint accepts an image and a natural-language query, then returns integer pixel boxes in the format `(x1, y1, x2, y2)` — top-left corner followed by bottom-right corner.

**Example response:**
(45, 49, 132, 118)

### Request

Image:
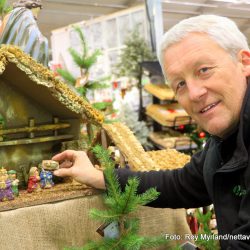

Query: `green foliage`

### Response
(87, 80, 109, 90)
(195, 209, 220, 250)
(189, 129, 209, 150)
(0, 0, 12, 20)
(69, 26, 102, 70)
(114, 28, 156, 80)
(92, 102, 112, 111)
(76, 86, 87, 98)
(80, 145, 168, 250)
(57, 68, 76, 85)
(196, 209, 211, 234)
(57, 25, 109, 99)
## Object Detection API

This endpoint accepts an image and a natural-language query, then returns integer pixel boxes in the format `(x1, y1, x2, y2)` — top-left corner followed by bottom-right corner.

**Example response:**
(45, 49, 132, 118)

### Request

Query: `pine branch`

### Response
(92, 102, 111, 111)
(89, 208, 121, 224)
(57, 68, 76, 85)
(118, 178, 140, 214)
(76, 86, 87, 97)
(91, 145, 121, 201)
(141, 235, 169, 248)
(68, 47, 85, 68)
(82, 238, 119, 250)
(103, 195, 118, 208)
(73, 26, 88, 59)
(122, 234, 144, 250)
(83, 50, 102, 70)
(196, 209, 212, 233)
(195, 209, 220, 250)
(138, 187, 160, 206)
(92, 144, 115, 169)
(124, 218, 140, 235)
(88, 81, 110, 90)
(72, 26, 87, 55)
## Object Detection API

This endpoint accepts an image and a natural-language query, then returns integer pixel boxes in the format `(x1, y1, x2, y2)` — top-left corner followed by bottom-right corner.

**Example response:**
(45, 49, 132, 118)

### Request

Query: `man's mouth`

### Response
(200, 101, 220, 113)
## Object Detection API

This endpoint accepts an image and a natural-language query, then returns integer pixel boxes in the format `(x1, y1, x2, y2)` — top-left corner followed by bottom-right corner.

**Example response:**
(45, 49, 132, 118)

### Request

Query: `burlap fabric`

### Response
(0, 194, 191, 250)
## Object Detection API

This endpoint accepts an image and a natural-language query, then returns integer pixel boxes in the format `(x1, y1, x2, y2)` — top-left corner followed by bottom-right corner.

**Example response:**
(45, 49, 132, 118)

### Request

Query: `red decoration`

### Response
(178, 125, 185, 130)
(113, 81, 119, 89)
(49, 63, 62, 76)
(199, 132, 206, 138)
(189, 215, 199, 234)
(167, 109, 176, 113)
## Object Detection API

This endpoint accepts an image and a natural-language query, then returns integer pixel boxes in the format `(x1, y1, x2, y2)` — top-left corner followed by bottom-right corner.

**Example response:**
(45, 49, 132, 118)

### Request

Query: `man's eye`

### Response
(176, 81, 186, 92)
(198, 67, 210, 74)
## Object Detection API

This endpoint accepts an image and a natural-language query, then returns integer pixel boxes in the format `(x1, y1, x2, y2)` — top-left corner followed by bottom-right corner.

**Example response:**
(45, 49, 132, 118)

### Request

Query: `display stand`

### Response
(142, 61, 197, 153)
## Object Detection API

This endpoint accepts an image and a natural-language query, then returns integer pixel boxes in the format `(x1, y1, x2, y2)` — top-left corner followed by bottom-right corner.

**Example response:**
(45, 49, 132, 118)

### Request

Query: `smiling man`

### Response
(52, 15, 250, 249)
(163, 32, 248, 138)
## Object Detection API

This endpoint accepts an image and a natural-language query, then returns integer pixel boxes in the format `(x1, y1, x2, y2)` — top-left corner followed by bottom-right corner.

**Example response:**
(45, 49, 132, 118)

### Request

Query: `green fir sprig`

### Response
(57, 26, 109, 104)
(57, 68, 76, 85)
(195, 209, 220, 250)
(69, 26, 101, 71)
(80, 144, 168, 250)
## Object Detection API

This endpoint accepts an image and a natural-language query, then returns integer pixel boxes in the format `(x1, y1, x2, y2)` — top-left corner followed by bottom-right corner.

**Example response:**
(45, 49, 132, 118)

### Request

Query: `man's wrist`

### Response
(91, 169, 106, 190)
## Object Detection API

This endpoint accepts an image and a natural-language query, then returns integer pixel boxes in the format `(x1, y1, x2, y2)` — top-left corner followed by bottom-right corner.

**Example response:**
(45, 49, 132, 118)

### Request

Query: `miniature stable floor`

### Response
(0, 182, 102, 212)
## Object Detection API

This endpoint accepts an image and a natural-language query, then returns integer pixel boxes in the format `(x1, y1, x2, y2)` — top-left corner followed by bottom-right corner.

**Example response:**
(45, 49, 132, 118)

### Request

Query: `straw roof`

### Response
(102, 122, 190, 171)
(0, 45, 104, 125)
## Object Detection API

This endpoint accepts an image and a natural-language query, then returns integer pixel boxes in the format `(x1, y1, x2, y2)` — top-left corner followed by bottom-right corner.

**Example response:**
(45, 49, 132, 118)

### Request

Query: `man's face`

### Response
(164, 33, 250, 138)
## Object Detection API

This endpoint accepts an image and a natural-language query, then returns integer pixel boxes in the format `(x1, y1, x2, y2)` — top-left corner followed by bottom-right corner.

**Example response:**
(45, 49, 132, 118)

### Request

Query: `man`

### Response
(52, 15, 250, 249)
(0, 0, 49, 66)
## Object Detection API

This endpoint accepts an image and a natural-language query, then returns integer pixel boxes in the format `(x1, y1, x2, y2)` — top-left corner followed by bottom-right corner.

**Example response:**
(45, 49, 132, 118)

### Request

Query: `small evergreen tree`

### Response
(80, 145, 168, 250)
(195, 209, 220, 250)
(114, 29, 155, 80)
(114, 29, 156, 120)
(57, 26, 110, 110)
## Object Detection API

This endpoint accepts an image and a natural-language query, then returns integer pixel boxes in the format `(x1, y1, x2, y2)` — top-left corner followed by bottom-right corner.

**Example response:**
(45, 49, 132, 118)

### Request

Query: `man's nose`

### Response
(187, 80, 207, 101)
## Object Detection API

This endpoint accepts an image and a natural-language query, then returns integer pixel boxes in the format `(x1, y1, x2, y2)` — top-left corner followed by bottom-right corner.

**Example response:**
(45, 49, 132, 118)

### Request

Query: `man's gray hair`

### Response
(158, 15, 249, 80)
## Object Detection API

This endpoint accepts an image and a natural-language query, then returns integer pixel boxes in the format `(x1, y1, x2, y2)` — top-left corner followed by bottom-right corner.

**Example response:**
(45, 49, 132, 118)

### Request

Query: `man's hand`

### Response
(52, 150, 106, 190)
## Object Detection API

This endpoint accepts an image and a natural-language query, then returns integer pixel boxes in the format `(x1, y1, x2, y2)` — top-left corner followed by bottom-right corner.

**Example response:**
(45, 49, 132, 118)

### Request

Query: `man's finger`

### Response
(52, 150, 76, 162)
(53, 168, 72, 177)
(59, 160, 73, 169)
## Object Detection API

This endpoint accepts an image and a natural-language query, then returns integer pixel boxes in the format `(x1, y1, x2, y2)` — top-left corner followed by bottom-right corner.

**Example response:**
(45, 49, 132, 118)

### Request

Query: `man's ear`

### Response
(238, 50, 250, 76)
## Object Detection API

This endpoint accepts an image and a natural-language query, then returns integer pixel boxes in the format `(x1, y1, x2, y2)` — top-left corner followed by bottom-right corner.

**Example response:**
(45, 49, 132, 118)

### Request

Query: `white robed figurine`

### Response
(0, 0, 49, 66)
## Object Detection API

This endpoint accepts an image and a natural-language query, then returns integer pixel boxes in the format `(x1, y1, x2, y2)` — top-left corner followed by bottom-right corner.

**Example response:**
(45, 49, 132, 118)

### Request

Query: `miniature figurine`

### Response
(108, 146, 121, 168)
(0, 0, 49, 66)
(0, 168, 14, 201)
(41, 160, 59, 171)
(7, 170, 19, 197)
(27, 166, 41, 193)
(40, 168, 54, 189)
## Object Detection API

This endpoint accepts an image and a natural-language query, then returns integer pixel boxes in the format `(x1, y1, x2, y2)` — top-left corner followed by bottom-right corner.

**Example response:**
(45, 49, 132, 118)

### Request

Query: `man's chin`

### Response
(200, 123, 222, 137)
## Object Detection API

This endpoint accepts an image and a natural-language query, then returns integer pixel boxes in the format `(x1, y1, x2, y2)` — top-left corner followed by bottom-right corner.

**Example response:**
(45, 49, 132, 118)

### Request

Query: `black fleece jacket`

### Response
(113, 79, 250, 249)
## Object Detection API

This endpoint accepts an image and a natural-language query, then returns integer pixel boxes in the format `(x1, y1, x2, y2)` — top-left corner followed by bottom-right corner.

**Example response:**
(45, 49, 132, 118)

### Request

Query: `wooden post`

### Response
(29, 118, 35, 138)
(101, 129, 108, 149)
(53, 117, 59, 136)
(86, 123, 94, 142)
(0, 123, 3, 141)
